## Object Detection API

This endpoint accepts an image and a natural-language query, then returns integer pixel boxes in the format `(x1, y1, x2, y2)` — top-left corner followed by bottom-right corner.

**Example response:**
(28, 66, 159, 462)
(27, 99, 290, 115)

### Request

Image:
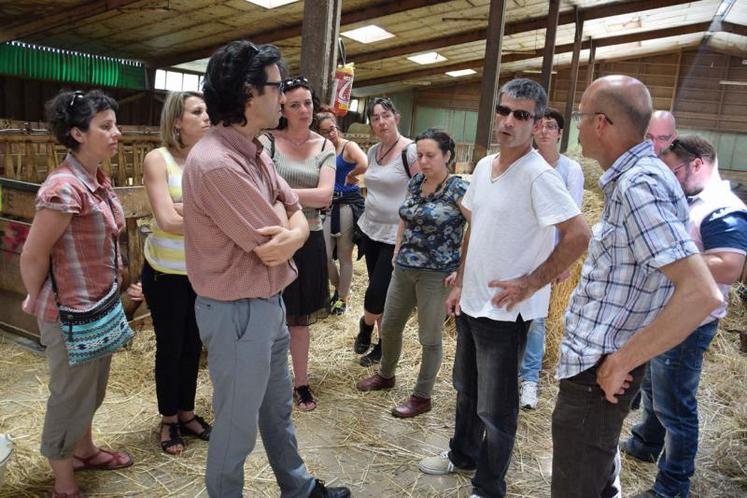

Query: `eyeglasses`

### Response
(667, 138, 700, 159)
(264, 80, 284, 89)
(318, 125, 337, 136)
(645, 133, 673, 143)
(282, 76, 310, 92)
(572, 111, 614, 125)
(541, 121, 560, 131)
(68, 90, 85, 110)
(669, 161, 689, 176)
(495, 105, 534, 121)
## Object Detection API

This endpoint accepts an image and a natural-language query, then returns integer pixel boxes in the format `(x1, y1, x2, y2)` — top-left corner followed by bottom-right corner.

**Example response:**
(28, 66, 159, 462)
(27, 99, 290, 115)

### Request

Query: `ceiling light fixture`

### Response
(407, 52, 447, 65)
(446, 69, 476, 77)
(244, 0, 298, 9)
(341, 25, 395, 44)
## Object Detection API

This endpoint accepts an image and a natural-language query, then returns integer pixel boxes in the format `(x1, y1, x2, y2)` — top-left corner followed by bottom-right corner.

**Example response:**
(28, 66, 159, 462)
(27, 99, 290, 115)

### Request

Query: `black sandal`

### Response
(160, 422, 185, 455)
(294, 385, 317, 412)
(179, 414, 212, 441)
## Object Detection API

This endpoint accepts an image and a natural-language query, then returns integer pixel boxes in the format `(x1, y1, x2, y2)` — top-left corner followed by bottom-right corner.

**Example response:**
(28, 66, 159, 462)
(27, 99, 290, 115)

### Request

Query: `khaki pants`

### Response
(38, 319, 111, 459)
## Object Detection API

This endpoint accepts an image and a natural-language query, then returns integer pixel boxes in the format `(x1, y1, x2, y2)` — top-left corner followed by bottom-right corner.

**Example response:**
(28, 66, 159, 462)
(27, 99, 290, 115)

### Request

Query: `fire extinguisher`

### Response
(332, 38, 354, 117)
(332, 63, 354, 117)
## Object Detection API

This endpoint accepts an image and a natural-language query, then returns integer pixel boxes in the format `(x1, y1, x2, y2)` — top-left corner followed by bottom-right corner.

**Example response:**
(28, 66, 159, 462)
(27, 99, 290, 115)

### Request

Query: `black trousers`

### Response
(141, 261, 202, 416)
(551, 362, 646, 498)
(361, 233, 394, 315)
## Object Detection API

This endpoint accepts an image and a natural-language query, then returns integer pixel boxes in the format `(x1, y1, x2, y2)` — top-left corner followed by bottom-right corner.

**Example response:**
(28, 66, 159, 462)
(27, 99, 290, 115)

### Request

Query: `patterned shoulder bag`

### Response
(49, 195, 134, 366)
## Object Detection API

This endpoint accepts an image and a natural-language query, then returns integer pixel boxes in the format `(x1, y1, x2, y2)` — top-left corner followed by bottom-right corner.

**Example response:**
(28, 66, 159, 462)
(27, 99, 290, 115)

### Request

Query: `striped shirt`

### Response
(557, 141, 699, 379)
(28, 154, 125, 322)
(182, 125, 302, 301)
(143, 147, 187, 274)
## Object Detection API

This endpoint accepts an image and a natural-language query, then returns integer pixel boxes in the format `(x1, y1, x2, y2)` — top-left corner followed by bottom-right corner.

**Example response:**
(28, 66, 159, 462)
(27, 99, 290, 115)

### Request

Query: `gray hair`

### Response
(499, 78, 547, 120)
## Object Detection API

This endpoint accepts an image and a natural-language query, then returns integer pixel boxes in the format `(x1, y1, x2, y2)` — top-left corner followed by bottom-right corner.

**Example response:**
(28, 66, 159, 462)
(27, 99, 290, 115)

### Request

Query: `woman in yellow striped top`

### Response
(141, 91, 212, 455)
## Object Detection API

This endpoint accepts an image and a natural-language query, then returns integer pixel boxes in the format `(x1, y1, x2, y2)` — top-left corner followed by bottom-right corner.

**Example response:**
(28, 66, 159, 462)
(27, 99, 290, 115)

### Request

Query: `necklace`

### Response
(285, 130, 311, 147)
(375, 136, 400, 164)
(422, 171, 449, 196)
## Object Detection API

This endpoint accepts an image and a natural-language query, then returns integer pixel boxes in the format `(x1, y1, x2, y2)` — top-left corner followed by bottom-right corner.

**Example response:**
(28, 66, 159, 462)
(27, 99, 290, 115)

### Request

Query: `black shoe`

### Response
(328, 290, 339, 312)
(308, 478, 351, 498)
(354, 317, 373, 354)
(359, 341, 381, 366)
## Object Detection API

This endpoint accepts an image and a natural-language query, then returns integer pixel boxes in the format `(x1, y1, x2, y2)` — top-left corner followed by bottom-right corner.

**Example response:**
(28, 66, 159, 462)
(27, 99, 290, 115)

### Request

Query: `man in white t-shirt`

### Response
(518, 107, 585, 410)
(418, 78, 591, 498)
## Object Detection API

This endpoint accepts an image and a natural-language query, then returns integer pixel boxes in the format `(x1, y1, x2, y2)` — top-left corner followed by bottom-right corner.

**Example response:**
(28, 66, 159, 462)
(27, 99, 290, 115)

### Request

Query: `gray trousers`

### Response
(379, 267, 450, 398)
(38, 319, 111, 459)
(195, 295, 314, 498)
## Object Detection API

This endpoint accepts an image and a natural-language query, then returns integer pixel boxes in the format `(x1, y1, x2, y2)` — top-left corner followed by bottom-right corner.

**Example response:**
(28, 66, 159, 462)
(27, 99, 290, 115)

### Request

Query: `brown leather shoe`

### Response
(391, 395, 432, 418)
(356, 373, 395, 391)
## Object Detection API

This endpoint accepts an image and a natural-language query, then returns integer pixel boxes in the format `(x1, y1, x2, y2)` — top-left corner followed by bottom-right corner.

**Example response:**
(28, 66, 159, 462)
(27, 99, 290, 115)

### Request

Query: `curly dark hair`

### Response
(276, 76, 320, 130)
(202, 40, 284, 127)
(45, 90, 118, 150)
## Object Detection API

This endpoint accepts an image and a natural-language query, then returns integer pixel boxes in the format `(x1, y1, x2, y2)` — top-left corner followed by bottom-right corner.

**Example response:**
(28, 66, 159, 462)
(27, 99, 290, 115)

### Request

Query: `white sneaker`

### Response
(418, 450, 474, 475)
(520, 381, 538, 409)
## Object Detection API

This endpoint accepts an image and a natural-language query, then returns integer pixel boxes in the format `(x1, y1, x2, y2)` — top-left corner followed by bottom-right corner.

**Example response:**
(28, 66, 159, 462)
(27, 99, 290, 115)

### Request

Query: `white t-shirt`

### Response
(555, 155, 585, 207)
(357, 142, 417, 244)
(460, 149, 581, 321)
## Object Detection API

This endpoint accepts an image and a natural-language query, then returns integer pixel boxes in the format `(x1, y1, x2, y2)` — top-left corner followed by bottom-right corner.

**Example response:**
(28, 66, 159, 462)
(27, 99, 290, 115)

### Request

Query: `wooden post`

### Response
(561, 8, 584, 153)
(540, 0, 560, 93)
(470, 0, 507, 169)
(586, 37, 596, 88)
(300, 0, 342, 106)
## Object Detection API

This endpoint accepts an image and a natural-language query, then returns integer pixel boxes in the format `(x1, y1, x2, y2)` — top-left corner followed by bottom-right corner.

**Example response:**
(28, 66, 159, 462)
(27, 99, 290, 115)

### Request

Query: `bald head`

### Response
(587, 75, 653, 139)
(646, 110, 678, 155)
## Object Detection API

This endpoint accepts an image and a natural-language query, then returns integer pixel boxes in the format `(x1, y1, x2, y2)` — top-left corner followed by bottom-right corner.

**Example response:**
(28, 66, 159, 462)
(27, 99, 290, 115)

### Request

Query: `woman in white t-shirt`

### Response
(354, 97, 419, 366)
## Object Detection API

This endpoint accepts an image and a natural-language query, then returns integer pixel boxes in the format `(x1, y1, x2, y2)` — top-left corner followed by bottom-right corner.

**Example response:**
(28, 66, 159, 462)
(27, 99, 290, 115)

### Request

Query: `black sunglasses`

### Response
(668, 138, 700, 159)
(495, 105, 535, 121)
(282, 76, 310, 92)
(68, 90, 85, 110)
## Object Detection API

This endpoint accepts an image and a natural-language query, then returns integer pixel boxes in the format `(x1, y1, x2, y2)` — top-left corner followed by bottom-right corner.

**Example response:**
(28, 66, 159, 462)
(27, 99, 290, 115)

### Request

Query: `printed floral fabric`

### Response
(396, 173, 469, 272)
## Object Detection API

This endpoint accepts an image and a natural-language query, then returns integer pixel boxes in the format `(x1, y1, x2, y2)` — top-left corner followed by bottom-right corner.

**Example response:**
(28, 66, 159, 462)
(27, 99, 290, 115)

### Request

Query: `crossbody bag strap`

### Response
(49, 190, 119, 307)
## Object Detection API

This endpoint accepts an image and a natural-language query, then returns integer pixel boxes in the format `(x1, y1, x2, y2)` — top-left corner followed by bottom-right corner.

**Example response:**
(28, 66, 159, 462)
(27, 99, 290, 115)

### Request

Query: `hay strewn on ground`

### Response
(1, 158, 746, 496)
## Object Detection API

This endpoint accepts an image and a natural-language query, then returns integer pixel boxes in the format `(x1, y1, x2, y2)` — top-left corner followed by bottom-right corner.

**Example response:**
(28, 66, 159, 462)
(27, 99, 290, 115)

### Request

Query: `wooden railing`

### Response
(0, 122, 160, 186)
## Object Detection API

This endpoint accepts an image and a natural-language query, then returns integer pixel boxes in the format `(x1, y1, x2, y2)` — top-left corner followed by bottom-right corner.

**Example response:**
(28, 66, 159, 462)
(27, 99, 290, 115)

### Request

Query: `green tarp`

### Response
(0, 41, 146, 89)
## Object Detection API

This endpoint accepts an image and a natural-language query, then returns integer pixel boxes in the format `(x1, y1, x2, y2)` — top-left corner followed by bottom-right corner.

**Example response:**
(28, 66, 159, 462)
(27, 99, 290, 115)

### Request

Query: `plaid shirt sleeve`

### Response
(621, 175, 698, 272)
(36, 179, 83, 214)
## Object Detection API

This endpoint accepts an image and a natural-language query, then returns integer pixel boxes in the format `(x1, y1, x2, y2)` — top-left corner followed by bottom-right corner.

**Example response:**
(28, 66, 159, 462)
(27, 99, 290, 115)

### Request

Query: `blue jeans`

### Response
(448, 313, 529, 498)
(518, 317, 545, 383)
(625, 320, 718, 498)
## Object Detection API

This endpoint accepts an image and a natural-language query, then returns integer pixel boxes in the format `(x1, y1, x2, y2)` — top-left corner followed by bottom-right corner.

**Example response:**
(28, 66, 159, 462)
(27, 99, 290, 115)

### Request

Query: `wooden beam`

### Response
(722, 21, 747, 37)
(147, 0, 453, 68)
(540, 0, 561, 92)
(0, 0, 142, 44)
(561, 9, 583, 152)
(350, 0, 693, 65)
(357, 21, 711, 88)
(586, 38, 596, 88)
(471, 0, 507, 168)
(300, 0, 342, 105)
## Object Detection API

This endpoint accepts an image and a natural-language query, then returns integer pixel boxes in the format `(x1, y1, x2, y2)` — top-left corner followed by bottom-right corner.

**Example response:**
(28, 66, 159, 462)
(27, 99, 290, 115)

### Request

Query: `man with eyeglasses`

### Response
(418, 78, 590, 498)
(551, 75, 722, 498)
(182, 41, 350, 498)
(518, 107, 585, 410)
(645, 110, 678, 156)
(620, 136, 747, 498)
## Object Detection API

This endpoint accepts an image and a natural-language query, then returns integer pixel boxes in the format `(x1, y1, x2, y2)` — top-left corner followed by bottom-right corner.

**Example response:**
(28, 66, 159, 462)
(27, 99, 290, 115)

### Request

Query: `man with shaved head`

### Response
(550, 75, 722, 498)
(646, 110, 677, 156)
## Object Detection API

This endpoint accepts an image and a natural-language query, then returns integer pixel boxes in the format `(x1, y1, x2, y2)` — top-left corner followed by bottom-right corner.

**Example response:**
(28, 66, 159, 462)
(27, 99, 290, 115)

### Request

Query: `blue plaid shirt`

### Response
(557, 141, 699, 379)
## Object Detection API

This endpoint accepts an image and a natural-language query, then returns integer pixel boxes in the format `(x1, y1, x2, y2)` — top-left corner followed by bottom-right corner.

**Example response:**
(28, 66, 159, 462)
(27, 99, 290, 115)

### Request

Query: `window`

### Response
(155, 69, 204, 92)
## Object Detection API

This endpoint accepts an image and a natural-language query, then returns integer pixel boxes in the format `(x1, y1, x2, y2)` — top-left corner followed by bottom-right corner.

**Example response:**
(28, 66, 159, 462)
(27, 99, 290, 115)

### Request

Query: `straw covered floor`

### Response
(1, 155, 746, 497)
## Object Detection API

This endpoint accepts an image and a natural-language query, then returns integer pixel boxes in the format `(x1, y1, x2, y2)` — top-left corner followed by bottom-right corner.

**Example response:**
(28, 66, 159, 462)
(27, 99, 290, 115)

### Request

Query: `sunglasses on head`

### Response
(495, 105, 535, 121)
(282, 76, 310, 92)
(68, 90, 85, 110)
(667, 138, 700, 159)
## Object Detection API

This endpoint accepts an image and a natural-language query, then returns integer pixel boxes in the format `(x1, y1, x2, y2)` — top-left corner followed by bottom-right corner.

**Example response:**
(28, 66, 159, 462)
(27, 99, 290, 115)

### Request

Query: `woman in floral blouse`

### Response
(356, 129, 469, 418)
